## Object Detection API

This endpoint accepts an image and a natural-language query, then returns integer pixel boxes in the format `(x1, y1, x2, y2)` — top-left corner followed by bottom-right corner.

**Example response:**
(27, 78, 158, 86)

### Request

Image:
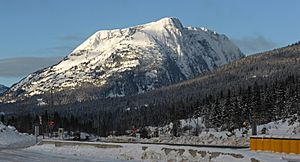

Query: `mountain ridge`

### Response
(0, 84, 8, 95)
(5, 17, 243, 100)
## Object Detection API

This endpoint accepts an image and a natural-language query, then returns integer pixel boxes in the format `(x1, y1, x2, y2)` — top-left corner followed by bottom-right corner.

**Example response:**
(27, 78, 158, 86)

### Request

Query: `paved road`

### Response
(282, 157, 300, 162)
(0, 149, 121, 162)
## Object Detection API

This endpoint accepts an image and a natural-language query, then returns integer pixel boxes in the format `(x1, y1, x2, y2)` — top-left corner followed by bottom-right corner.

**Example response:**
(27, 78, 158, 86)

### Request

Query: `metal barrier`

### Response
(250, 136, 300, 154)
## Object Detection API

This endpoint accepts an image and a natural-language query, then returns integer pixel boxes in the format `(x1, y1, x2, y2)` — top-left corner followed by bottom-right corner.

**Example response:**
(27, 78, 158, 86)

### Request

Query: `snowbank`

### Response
(145, 117, 300, 146)
(103, 117, 300, 147)
(27, 142, 299, 162)
(0, 123, 36, 148)
(257, 117, 300, 138)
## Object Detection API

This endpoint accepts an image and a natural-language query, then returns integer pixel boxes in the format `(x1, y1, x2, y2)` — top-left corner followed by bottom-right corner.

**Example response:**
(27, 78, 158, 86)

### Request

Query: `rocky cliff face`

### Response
(9, 17, 244, 98)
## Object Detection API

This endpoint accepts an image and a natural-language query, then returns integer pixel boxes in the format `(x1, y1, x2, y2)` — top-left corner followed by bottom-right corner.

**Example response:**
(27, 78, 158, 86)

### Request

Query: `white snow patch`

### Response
(0, 123, 36, 148)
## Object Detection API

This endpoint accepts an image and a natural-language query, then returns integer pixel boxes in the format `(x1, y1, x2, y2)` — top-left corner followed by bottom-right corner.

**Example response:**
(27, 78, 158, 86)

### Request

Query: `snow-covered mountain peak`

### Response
(72, 17, 183, 53)
(7, 17, 244, 99)
(143, 17, 183, 30)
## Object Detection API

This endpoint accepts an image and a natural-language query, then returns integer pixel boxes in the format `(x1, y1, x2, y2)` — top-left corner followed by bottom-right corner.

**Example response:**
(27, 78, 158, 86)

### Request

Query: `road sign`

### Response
(48, 121, 54, 128)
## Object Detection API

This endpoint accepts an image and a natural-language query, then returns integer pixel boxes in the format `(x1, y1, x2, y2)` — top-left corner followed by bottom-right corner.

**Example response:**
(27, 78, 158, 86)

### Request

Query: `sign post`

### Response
(48, 120, 54, 137)
(34, 126, 39, 143)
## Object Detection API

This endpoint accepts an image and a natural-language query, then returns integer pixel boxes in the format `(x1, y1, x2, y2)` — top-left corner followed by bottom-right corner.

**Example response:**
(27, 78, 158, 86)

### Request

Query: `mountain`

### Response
(0, 85, 8, 95)
(7, 17, 243, 99)
(3, 42, 299, 136)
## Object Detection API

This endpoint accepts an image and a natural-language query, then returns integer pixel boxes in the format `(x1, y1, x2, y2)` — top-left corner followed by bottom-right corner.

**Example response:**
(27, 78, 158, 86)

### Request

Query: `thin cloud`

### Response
(59, 35, 82, 41)
(44, 45, 74, 52)
(233, 34, 277, 55)
(0, 57, 62, 77)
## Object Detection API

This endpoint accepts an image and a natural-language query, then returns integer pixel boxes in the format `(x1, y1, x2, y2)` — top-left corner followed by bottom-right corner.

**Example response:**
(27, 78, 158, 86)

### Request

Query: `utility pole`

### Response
(252, 112, 257, 135)
(249, 109, 257, 136)
(98, 109, 100, 137)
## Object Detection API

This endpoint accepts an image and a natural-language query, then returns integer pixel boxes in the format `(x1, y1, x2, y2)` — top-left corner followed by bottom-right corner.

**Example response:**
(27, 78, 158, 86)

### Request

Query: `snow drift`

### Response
(0, 123, 35, 149)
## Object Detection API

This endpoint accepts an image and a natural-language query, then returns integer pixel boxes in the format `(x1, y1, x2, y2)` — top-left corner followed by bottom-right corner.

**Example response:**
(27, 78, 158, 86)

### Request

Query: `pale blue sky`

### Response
(0, 0, 300, 86)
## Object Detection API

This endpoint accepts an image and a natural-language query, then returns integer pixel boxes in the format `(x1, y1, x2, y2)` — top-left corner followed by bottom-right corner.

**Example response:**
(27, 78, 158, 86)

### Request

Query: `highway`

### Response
(0, 148, 124, 162)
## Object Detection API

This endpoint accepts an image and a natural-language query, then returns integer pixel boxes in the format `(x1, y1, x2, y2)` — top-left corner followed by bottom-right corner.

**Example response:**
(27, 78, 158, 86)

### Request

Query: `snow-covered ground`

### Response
(104, 117, 300, 147)
(0, 123, 35, 149)
(26, 141, 300, 162)
(256, 117, 300, 137)
(0, 118, 300, 162)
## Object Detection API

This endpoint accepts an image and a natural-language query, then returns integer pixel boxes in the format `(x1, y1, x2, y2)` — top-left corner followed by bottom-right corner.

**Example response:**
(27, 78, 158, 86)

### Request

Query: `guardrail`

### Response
(41, 139, 248, 149)
(250, 136, 300, 154)
(95, 140, 249, 149)
(41, 139, 122, 148)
